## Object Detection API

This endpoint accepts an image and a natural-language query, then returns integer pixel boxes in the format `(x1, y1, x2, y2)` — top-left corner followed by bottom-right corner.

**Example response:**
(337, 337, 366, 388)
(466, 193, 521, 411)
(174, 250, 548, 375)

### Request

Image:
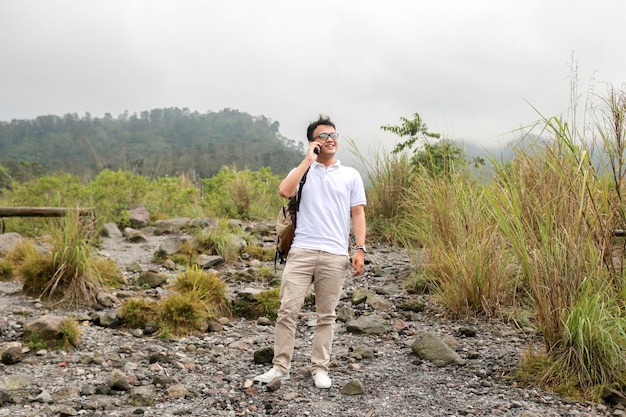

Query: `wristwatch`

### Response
(355, 245, 367, 253)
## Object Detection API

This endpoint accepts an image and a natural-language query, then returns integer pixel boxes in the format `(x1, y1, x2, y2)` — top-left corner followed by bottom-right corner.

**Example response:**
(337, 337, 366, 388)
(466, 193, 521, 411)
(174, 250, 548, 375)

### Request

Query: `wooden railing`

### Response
(0, 207, 95, 233)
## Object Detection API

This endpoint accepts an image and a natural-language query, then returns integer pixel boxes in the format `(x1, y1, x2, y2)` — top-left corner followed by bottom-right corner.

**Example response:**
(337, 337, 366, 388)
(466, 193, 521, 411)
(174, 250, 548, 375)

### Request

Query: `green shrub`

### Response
(245, 245, 276, 262)
(191, 219, 242, 262)
(157, 292, 210, 336)
(171, 266, 231, 318)
(0, 259, 13, 281)
(119, 297, 160, 329)
(232, 287, 281, 320)
(202, 166, 282, 220)
(60, 317, 82, 348)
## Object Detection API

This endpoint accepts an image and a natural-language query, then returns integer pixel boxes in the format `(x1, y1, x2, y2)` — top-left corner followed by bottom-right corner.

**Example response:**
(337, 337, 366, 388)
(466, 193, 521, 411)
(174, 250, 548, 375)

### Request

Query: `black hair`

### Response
(306, 115, 335, 142)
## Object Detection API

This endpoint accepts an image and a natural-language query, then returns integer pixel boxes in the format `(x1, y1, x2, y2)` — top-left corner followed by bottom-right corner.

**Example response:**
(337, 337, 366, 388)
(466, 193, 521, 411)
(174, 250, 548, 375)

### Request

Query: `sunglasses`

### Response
(314, 132, 339, 141)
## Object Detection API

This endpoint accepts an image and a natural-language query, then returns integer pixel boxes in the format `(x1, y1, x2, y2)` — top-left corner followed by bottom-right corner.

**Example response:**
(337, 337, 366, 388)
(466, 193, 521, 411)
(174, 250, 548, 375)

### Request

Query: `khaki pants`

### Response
(272, 247, 349, 375)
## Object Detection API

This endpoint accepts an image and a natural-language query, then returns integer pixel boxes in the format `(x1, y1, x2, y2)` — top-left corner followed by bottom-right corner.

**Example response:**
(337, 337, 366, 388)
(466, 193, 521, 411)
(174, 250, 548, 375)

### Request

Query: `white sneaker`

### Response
(254, 367, 290, 383)
(313, 372, 331, 389)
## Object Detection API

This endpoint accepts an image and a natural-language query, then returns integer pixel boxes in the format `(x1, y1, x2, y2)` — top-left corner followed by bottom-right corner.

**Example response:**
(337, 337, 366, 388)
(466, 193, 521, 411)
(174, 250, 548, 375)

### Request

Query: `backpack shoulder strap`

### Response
(288, 167, 310, 229)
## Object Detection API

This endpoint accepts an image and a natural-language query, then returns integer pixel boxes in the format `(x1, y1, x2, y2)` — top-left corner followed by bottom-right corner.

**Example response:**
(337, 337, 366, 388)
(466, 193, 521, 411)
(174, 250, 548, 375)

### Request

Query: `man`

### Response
(254, 115, 367, 389)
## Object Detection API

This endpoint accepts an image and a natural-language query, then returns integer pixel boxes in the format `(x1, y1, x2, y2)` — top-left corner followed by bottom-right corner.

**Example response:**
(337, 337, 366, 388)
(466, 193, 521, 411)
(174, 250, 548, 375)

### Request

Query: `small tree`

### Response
(381, 113, 470, 177)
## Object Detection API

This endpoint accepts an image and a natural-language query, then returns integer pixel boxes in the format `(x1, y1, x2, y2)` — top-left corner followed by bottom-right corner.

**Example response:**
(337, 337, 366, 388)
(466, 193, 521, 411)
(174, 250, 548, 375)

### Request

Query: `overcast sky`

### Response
(1, 0, 625, 157)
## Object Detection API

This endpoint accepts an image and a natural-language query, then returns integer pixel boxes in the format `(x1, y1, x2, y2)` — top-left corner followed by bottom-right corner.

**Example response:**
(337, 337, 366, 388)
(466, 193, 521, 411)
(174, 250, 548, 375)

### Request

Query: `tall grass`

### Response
(398, 170, 518, 317)
(487, 91, 626, 393)
(19, 209, 122, 307)
(347, 139, 414, 243)
(358, 87, 626, 396)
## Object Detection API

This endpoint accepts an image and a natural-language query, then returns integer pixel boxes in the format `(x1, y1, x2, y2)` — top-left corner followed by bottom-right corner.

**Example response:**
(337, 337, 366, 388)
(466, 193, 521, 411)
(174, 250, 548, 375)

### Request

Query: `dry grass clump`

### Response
(16, 211, 123, 308)
(119, 266, 231, 337)
(245, 245, 276, 263)
(157, 292, 212, 337)
(170, 266, 231, 319)
(119, 297, 160, 329)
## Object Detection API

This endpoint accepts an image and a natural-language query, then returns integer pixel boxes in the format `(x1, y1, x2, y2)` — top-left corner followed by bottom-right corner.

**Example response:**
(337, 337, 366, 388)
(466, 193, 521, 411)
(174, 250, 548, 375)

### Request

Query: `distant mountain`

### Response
(0, 108, 305, 180)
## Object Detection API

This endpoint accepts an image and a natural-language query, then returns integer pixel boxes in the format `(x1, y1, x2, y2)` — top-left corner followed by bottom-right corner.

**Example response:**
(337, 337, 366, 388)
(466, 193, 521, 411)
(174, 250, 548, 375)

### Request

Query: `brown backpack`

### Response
(275, 168, 309, 265)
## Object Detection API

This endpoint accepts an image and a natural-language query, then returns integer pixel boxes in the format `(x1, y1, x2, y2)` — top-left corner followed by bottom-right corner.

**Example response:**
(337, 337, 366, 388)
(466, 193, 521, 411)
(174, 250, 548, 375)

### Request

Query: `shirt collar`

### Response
(312, 159, 341, 169)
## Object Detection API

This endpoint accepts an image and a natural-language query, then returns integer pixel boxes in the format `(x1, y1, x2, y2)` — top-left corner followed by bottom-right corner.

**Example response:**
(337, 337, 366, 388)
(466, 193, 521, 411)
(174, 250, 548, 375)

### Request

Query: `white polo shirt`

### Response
(292, 160, 366, 256)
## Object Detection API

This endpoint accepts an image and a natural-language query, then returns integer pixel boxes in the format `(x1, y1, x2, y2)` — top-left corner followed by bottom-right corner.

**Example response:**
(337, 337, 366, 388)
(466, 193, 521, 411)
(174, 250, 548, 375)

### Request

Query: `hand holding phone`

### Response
(313, 144, 321, 155)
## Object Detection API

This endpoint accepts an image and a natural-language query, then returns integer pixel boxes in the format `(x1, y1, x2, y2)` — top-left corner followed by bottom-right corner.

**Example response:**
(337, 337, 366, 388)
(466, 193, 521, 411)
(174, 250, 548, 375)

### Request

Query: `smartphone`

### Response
(314, 145, 321, 155)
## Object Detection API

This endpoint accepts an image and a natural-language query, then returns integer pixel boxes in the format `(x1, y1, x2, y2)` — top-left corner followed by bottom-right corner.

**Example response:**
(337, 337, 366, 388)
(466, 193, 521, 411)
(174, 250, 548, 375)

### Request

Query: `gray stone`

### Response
(108, 369, 131, 391)
(156, 236, 184, 256)
(101, 223, 123, 238)
(124, 228, 148, 243)
(23, 314, 65, 343)
(137, 271, 168, 288)
(196, 254, 224, 268)
(0, 233, 22, 256)
(346, 314, 388, 335)
(341, 379, 365, 395)
(410, 331, 466, 366)
(128, 205, 150, 228)
(129, 384, 156, 406)
(0, 342, 23, 365)
(96, 291, 120, 308)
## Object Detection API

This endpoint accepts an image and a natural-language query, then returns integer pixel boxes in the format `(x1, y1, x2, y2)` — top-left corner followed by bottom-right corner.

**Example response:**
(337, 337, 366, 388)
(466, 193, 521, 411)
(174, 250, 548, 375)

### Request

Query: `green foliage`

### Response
(119, 297, 160, 329)
(381, 113, 478, 178)
(202, 166, 283, 220)
(372, 88, 626, 400)
(487, 133, 607, 351)
(254, 287, 281, 319)
(555, 279, 626, 390)
(0, 108, 304, 180)
(0, 163, 13, 192)
(191, 219, 243, 262)
(23, 332, 49, 351)
(412, 140, 467, 178)
(232, 287, 281, 320)
(0, 259, 13, 281)
(157, 292, 211, 337)
(3, 238, 39, 267)
(86, 169, 151, 225)
(0, 166, 284, 235)
(245, 245, 276, 262)
(59, 317, 82, 348)
(119, 267, 230, 336)
(514, 348, 580, 399)
(0, 173, 84, 235)
(2, 173, 83, 207)
(171, 266, 231, 318)
(486, 87, 626, 399)
(381, 113, 441, 153)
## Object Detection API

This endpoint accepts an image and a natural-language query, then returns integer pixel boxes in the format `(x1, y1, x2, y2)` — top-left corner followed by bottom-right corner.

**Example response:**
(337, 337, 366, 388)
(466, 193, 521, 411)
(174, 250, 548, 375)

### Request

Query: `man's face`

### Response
(312, 124, 338, 157)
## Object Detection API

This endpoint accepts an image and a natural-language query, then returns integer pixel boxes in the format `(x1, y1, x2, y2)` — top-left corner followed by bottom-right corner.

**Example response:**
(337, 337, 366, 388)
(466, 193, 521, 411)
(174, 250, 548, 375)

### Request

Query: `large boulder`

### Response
(0, 233, 23, 256)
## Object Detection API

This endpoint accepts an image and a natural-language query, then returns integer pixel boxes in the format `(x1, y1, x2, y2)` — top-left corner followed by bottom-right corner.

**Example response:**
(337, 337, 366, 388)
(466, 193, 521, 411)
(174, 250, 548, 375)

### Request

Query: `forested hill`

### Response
(0, 108, 306, 180)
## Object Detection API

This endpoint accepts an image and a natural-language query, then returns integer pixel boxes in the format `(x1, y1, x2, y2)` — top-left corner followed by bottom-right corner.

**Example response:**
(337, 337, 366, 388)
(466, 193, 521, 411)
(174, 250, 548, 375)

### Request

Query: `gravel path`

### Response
(0, 229, 614, 417)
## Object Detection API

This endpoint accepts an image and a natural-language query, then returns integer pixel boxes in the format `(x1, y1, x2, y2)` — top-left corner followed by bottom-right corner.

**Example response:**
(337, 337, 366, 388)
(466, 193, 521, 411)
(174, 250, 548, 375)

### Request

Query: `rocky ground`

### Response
(0, 222, 620, 417)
